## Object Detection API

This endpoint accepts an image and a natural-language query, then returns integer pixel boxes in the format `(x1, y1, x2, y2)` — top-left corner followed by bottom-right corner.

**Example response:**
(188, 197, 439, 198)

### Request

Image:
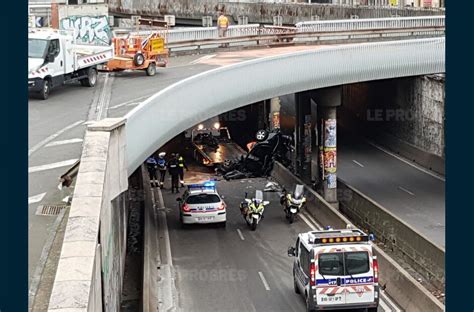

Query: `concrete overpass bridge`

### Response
(44, 37, 444, 311)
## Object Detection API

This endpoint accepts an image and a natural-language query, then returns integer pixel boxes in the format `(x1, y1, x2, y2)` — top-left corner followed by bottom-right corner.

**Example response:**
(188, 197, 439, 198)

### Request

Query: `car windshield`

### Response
(29, 39, 48, 59)
(186, 194, 220, 204)
(318, 252, 370, 276)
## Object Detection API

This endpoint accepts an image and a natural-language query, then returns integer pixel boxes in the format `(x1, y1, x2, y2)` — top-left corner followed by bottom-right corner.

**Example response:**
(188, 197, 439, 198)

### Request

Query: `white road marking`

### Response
(398, 186, 415, 196)
(28, 192, 46, 205)
(380, 290, 402, 312)
(352, 159, 364, 168)
(189, 54, 216, 65)
(379, 296, 391, 311)
(299, 213, 318, 231)
(258, 271, 271, 291)
(369, 142, 445, 182)
(302, 211, 323, 230)
(29, 159, 79, 173)
(236, 229, 245, 241)
(45, 138, 83, 147)
(108, 94, 153, 110)
(28, 120, 84, 156)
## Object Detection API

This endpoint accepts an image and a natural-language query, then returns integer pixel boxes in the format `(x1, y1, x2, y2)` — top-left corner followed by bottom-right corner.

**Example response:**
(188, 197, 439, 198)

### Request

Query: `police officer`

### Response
(176, 153, 188, 187)
(168, 153, 180, 193)
(146, 155, 158, 187)
(157, 152, 167, 189)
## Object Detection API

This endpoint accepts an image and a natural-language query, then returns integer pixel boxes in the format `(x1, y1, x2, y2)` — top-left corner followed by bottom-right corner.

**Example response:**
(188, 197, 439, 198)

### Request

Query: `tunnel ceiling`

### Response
(125, 37, 445, 174)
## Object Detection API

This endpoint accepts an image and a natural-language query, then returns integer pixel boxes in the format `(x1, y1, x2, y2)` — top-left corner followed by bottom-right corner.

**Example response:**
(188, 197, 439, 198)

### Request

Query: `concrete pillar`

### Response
(295, 92, 312, 184)
(269, 97, 281, 131)
(310, 87, 341, 204)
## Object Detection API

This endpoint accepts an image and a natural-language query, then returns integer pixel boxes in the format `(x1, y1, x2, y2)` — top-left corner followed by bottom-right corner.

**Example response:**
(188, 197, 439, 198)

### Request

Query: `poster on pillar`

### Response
(323, 148, 337, 175)
(304, 116, 312, 163)
(327, 173, 337, 189)
(324, 119, 337, 148)
(272, 111, 280, 129)
(389, 0, 398, 6)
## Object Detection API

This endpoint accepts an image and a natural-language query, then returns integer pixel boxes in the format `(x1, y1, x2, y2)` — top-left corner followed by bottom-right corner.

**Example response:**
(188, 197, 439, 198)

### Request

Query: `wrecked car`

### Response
(216, 129, 293, 180)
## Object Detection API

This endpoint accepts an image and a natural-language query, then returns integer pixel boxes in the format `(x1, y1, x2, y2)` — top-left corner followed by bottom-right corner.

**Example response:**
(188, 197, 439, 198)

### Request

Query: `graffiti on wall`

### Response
(60, 15, 111, 45)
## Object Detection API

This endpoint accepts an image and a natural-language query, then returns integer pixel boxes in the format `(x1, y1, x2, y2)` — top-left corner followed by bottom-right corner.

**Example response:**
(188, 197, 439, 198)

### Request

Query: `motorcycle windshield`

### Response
(294, 184, 304, 199)
(255, 190, 264, 201)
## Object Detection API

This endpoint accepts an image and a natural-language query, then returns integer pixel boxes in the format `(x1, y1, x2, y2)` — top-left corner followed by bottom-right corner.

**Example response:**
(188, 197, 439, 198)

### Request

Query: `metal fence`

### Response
(295, 15, 445, 32)
(114, 16, 445, 45)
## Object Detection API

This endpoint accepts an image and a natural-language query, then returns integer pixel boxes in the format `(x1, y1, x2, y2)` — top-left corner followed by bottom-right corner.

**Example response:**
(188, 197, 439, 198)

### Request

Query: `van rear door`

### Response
(315, 251, 347, 307)
(343, 250, 375, 305)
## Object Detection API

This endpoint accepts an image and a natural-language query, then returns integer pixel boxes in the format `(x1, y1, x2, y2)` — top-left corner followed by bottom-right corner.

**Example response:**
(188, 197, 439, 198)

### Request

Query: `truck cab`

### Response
(288, 228, 379, 311)
(28, 28, 112, 99)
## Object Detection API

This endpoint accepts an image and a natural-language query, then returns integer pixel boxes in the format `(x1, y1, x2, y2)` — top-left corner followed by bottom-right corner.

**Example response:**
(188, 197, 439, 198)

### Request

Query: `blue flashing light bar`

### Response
(187, 180, 217, 190)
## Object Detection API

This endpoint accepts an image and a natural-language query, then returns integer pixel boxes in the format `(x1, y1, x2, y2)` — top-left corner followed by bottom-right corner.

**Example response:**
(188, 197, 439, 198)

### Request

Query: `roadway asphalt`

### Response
(159, 172, 395, 312)
(28, 44, 444, 292)
(27, 49, 284, 282)
(337, 128, 445, 247)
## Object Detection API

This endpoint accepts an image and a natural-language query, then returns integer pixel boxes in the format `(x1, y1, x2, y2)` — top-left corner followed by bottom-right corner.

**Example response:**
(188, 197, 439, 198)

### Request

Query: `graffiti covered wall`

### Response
(60, 15, 112, 45)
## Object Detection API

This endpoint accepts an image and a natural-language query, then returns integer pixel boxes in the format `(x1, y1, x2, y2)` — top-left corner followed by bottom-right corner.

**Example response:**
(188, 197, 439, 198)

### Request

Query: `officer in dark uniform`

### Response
(168, 153, 180, 193)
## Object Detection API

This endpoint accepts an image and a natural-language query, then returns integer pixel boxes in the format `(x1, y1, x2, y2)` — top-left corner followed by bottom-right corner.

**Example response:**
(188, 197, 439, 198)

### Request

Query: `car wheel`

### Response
(133, 52, 145, 66)
(289, 213, 295, 224)
(146, 62, 156, 76)
(38, 78, 50, 100)
(294, 278, 300, 294)
(250, 218, 258, 231)
(81, 67, 97, 87)
(255, 129, 268, 142)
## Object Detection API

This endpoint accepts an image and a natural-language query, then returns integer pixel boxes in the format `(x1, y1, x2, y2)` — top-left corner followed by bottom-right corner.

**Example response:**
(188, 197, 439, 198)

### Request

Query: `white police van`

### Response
(288, 228, 379, 311)
(177, 181, 227, 227)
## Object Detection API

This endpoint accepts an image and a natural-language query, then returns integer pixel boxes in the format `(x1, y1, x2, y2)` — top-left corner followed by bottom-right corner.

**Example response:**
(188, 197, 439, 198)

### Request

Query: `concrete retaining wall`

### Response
(270, 162, 444, 312)
(338, 179, 445, 289)
(341, 75, 445, 174)
(48, 118, 128, 312)
(108, 1, 443, 24)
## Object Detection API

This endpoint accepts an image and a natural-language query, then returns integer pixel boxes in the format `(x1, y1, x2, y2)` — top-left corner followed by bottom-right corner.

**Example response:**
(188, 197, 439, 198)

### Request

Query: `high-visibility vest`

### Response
(218, 15, 229, 28)
(178, 156, 185, 168)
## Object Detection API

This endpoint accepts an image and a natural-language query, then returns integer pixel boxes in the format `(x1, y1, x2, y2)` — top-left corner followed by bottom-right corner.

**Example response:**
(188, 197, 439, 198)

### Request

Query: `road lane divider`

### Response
(28, 159, 79, 173)
(352, 159, 365, 167)
(28, 120, 84, 156)
(397, 186, 415, 196)
(258, 272, 271, 291)
(28, 192, 46, 205)
(237, 228, 245, 241)
(45, 138, 83, 147)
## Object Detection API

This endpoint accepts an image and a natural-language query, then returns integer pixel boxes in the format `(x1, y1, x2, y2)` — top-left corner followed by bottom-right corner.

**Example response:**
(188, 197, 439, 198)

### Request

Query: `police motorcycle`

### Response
(239, 190, 269, 231)
(280, 184, 306, 224)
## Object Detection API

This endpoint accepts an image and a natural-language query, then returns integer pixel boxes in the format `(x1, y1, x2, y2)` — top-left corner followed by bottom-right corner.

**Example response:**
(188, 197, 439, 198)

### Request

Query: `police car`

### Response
(288, 228, 379, 311)
(176, 181, 227, 227)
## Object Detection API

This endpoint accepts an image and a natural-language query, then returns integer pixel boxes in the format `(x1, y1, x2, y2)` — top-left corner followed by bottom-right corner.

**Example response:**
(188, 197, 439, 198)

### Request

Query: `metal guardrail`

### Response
(166, 26, 445, 53)
(113, 16, 445, 45)
(295, 15, 445, 32)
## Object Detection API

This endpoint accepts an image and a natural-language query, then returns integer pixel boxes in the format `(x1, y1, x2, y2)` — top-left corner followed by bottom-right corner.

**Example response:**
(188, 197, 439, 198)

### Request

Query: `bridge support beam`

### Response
(311, 86, 341, 205)
(295, 92, 313, 185)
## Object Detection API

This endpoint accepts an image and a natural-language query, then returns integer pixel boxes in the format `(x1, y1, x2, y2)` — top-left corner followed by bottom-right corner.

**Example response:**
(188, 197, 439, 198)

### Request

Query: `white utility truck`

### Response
(28, 28, 113, 100)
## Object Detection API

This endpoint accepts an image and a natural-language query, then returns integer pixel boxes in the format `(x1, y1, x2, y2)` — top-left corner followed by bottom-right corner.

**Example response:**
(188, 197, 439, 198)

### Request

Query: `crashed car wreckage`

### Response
(216, 129, 293, 180)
